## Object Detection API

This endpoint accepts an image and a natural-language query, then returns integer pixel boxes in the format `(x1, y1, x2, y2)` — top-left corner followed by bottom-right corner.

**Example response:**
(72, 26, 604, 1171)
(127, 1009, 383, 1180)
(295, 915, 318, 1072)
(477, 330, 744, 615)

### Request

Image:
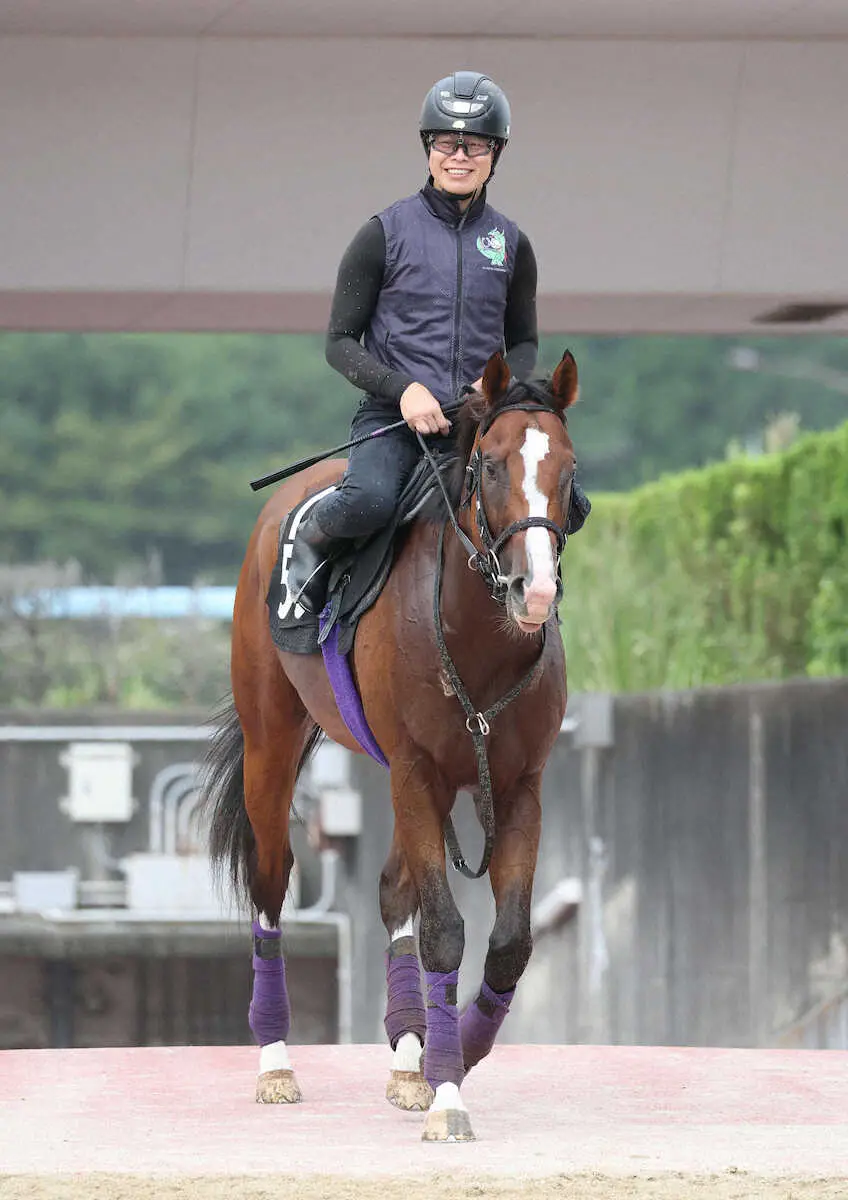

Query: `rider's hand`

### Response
(400, 383, 452, 436)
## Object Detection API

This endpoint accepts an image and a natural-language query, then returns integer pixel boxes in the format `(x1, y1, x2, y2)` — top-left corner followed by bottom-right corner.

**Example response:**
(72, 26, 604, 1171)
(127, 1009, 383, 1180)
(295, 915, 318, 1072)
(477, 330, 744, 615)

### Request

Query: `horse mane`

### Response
(419, 375, 565, 521)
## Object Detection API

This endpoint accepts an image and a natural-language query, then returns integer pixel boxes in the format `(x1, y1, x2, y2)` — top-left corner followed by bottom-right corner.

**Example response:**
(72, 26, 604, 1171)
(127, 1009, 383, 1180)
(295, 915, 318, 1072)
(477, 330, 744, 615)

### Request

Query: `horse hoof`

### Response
(421, 1108, 475, 1142)
(386, 1069, 434, 1111)
(255, 1068, 302, 1104)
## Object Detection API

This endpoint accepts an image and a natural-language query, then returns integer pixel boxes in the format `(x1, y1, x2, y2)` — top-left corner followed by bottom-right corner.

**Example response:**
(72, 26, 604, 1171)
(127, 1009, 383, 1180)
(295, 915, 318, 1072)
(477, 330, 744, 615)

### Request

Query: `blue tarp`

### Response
(11, 587, 236, 620)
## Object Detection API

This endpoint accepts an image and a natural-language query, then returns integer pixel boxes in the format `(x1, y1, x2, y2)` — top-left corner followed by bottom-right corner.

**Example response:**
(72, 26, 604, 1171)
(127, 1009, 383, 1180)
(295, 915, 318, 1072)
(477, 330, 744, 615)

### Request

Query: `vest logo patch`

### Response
(476, 227, 507, 268)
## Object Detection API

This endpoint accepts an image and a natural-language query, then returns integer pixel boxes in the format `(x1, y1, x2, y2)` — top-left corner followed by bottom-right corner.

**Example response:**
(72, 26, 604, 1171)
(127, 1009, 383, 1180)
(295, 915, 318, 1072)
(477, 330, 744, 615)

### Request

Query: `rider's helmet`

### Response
(419, 72, 511, 170)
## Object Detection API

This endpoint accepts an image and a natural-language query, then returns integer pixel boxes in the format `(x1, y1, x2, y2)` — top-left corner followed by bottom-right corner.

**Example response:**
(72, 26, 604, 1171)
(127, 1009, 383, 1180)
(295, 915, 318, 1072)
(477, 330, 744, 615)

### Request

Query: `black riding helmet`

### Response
(420, 72, 510, 172)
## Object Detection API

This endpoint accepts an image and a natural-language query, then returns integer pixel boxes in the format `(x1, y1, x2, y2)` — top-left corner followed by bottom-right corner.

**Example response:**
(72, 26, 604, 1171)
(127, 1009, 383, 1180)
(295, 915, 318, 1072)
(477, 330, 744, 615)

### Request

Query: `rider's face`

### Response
(428, 139, 493, 198)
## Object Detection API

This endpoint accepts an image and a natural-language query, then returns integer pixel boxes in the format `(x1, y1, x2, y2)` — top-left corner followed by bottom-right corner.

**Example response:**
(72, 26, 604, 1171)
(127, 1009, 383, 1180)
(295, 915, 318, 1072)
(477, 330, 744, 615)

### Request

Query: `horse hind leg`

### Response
(205, 695, 302, 1103)
(237, 662, 320, 1104)
(380, 834, 433, 1112)
(250, 909, 300, 1104)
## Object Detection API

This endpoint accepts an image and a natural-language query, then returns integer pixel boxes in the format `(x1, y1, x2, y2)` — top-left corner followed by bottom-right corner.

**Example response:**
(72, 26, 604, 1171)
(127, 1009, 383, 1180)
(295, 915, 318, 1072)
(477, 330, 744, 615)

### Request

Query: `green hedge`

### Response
(561, 422, 848, 692)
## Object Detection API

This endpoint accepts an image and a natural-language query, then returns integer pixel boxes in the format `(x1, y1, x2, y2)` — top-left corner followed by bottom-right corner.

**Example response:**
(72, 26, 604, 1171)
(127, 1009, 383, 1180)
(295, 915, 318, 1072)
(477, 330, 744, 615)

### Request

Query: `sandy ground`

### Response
(2, 1175, 846, 1200)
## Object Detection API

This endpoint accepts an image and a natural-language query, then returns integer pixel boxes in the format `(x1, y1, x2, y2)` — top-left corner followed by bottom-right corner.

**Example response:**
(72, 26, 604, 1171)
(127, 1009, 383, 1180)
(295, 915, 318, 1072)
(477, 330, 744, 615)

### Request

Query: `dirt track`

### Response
(3, 1175, 847, 1200)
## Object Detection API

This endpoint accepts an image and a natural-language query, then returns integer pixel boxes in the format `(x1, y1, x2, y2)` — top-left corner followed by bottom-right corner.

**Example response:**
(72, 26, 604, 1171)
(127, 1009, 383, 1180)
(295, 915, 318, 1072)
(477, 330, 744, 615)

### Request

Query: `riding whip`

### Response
(249, 390, 472, 492)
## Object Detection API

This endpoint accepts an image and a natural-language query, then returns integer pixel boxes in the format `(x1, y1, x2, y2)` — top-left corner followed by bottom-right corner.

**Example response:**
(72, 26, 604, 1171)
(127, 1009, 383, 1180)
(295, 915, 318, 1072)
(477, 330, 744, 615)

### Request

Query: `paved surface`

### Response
(1, 1044, 846, 1177)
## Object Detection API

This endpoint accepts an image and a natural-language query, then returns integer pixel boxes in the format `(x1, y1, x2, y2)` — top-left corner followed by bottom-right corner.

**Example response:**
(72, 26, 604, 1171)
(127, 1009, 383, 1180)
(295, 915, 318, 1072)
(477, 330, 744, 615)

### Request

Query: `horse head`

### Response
(464, 349, 579, 634)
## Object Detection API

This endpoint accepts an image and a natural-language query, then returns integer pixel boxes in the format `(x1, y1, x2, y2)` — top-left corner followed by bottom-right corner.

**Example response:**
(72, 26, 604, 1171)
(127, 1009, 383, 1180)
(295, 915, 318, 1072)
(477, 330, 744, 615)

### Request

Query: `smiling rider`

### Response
(286, 71, 591, 616)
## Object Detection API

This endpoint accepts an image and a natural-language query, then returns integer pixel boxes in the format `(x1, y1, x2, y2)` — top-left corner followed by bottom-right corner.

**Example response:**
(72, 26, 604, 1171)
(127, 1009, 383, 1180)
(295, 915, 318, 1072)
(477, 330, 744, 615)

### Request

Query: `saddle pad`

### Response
(265, 448, 459, 658)
(265, 485, 398, 658)
(264, 450, 459, 767)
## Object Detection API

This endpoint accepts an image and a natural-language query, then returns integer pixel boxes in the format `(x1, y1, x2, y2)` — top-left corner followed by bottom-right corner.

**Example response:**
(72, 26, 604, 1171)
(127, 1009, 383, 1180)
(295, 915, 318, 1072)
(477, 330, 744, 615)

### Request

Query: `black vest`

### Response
(364, 188, 519, 406)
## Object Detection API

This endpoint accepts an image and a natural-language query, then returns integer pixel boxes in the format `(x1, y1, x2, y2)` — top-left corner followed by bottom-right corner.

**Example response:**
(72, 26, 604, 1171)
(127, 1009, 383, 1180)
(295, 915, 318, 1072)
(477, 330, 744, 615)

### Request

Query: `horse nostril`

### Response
(522, 577, 558, 614)
(508, 577, 525, 606)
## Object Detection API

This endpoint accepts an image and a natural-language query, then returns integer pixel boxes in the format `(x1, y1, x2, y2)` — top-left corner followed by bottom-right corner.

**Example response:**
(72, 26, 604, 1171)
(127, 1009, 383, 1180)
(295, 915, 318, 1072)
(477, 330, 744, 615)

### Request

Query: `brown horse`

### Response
(204, 349, 579, 1141)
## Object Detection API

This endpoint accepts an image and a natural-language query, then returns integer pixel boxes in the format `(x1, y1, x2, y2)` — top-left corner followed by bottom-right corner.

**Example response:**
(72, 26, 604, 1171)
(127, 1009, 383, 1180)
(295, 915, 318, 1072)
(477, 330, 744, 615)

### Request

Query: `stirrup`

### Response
(291, 558, 331, 615)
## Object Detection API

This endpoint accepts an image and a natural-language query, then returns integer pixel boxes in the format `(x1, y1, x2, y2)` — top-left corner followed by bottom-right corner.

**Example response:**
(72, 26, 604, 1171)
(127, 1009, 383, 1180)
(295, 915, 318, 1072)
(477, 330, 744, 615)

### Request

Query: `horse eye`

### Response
(483, 459, 498, 481)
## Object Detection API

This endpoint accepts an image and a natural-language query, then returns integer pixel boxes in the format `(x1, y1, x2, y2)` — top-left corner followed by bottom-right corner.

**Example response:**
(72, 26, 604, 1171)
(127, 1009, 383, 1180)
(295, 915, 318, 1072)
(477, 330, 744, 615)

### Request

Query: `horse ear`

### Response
(550, 350, 579, 413)
(481, 351, 512, 407)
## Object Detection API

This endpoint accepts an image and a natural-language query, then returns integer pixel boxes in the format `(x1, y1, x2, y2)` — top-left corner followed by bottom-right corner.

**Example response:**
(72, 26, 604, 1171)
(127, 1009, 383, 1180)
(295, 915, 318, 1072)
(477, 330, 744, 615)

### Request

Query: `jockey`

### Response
(287, 70, 591, 615)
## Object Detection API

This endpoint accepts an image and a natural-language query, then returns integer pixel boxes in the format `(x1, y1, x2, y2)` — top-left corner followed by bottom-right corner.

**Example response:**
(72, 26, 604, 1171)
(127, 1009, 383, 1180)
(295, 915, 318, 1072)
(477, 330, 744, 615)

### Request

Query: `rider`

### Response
(287, 70, 590, 615)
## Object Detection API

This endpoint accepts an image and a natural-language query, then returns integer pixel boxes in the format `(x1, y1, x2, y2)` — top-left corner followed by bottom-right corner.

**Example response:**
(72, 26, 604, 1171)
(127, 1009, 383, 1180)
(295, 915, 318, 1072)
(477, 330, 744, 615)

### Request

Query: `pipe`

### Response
(295, 847, 338, 918)
(284, 848, 353, 1044)
(148, 762, 198, 853)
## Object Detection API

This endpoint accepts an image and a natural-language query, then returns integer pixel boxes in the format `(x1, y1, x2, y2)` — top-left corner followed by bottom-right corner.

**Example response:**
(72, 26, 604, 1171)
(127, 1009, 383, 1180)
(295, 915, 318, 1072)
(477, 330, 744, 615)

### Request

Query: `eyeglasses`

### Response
(427, 132, 495, 158)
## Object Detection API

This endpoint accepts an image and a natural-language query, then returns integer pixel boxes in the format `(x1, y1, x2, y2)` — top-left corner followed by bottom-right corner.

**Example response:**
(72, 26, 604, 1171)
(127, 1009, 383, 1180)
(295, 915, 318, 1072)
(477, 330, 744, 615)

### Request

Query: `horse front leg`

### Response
(461, 773, 542, 1075)
(380, 831, 432, 1111)
(392, 757, 473, 1142)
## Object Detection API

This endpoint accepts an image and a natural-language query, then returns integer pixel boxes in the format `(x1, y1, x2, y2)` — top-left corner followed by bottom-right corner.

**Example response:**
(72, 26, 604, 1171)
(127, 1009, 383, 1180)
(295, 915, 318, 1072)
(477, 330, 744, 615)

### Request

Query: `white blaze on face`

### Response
(520, 428, 557, 612)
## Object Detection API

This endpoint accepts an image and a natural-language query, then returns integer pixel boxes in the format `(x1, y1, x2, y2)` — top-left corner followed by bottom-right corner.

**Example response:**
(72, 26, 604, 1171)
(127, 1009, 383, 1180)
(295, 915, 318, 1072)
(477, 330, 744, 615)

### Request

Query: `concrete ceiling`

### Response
(1, 0, 848, 39)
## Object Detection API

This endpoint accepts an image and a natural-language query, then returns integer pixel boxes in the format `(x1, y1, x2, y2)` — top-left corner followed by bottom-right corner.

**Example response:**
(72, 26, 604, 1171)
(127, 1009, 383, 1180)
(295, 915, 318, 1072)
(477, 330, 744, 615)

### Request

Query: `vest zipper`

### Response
(451, 218, 467, 401)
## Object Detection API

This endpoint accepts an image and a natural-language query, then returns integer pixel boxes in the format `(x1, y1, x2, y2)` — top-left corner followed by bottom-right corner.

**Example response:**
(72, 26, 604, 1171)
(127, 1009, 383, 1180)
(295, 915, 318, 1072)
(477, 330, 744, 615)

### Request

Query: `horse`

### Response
(203, 348, 579, 1142)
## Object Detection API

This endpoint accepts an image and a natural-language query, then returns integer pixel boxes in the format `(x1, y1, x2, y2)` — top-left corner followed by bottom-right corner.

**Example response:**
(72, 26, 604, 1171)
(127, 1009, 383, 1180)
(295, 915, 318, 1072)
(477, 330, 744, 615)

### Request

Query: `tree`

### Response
(2, 330, 846, 583)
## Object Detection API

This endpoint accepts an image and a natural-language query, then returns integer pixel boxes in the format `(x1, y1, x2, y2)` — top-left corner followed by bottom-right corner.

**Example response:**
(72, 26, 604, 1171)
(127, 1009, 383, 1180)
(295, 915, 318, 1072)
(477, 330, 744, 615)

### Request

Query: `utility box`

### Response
(59, 742, 135, 822)
(319, 787, 362, 837)
(121, 853, 227, 915)
(120, 853, 299, 917)
(311, 742, 350, 790)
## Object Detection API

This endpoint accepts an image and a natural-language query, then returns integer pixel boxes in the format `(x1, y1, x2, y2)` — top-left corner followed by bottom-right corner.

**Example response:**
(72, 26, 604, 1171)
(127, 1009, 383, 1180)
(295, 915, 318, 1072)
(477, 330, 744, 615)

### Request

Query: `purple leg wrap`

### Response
(248, 919, 291, 1047)
(423, 970, 464, 1090)
(460, 979, 515, 1073)
(384, 952, 427, 1049)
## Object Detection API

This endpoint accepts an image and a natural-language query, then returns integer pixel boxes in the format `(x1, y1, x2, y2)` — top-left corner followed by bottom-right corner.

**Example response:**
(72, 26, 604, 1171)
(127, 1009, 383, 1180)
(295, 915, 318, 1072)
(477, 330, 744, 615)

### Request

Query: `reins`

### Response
(415, 397, 569, 879)
(431, 522, 547, 879)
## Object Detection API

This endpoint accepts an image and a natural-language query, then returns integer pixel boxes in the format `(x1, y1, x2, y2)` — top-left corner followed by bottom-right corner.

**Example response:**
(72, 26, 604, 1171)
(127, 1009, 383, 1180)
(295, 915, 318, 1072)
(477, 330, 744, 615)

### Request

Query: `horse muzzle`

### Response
(506, 574, 562, 633)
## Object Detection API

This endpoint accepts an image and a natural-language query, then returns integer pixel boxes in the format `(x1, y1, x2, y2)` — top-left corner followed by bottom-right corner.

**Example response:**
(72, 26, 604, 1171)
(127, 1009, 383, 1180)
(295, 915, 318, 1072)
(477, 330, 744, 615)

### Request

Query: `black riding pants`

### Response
(313, 398, 447, 540)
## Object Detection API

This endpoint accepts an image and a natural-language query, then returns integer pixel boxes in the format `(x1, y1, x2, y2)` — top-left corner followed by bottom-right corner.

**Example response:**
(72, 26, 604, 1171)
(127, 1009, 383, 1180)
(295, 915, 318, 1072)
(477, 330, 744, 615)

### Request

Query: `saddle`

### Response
(266, 449, 459, 657)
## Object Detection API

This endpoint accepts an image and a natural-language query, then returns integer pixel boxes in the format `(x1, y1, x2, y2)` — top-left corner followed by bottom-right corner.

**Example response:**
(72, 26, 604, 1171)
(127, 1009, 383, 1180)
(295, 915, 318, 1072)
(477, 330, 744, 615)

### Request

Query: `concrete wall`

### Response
(342, 678, 848, 1049)
(2, 678, 846, 1048)
(1, 36, 847, 333)
(0, 709, 337, 1048)
(601, 679, 848, 1047)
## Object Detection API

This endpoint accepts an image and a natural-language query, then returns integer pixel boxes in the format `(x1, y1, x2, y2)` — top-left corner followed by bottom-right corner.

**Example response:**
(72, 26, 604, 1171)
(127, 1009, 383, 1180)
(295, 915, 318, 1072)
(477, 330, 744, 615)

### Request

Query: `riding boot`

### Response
(287, 506, 344, 616)
(567, 481, 592, 535)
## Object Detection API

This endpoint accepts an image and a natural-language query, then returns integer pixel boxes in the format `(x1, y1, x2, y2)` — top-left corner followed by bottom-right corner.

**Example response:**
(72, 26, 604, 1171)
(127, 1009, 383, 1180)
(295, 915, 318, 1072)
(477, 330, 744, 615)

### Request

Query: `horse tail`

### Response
(202, 697, 324, 907)
(202, 698, 250, 900)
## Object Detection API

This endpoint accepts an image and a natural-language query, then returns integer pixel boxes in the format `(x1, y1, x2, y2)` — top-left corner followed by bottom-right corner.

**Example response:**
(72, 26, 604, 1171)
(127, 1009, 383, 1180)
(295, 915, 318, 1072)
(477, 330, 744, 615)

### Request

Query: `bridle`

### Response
(462, 403, 569, 603)
(420, 400, 569, 606)
(416, 396, 571, 880)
